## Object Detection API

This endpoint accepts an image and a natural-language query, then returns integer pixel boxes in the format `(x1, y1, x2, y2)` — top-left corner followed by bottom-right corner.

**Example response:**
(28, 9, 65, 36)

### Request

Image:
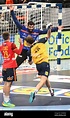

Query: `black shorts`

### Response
(36, 62, 50, 77)
(16, 49, 28, 68)
(2, 68, 17, 82)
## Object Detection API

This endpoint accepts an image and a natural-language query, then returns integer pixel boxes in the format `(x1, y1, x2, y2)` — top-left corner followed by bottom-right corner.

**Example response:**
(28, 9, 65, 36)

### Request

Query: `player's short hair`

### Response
(25, 35, 34, 44)
(28, 21, 35, 26)
(2, 32, 10, 40)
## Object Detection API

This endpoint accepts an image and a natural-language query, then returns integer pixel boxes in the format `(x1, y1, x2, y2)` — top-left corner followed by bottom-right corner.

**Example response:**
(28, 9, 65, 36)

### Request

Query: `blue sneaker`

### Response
(29, 92, 35, 103)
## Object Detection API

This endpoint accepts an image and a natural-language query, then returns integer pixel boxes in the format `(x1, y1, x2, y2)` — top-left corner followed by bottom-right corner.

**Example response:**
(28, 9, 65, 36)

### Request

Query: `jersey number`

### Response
(3, 50, 9, 58)
(35, 46, 40, 53)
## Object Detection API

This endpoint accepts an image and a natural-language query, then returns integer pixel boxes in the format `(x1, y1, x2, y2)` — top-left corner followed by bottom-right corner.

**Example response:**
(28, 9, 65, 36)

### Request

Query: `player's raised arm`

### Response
(51, 25, 64, 32)
(8, 5, 23, 29)
(46, 25, 52, 39)
(39, 22, 64, 35)
(12, 38, 23, 55)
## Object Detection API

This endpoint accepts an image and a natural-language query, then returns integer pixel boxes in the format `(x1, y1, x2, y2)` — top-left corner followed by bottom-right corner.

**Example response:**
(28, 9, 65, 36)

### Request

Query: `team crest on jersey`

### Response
(45, 71, 48, 76)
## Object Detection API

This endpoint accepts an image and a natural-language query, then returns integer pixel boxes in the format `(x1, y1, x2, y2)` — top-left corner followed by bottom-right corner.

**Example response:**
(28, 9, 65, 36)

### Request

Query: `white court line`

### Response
(0, 105, 70, 110)
(0, 85, 70, 110)
(33, 75, 70, 83)
(0, 85, 70, 98)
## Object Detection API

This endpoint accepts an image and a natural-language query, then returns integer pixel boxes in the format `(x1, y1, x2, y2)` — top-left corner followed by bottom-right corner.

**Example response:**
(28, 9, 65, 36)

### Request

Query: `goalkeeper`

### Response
(8, 5, 63, 68)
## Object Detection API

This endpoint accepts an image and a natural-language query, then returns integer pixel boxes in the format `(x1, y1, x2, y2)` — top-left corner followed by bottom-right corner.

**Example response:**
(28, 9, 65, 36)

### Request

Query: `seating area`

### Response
(0, 0, 70, 8)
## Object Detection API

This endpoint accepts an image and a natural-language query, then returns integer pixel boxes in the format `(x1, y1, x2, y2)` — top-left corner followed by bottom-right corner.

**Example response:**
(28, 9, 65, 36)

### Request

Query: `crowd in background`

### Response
(0, 0, 70, 8)
(0, 0, 47, 4)
(0, 0, 70, 5)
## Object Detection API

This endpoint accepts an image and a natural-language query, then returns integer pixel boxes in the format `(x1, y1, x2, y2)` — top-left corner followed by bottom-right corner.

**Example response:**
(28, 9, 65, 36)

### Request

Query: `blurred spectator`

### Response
(0, 0, 6, 4)
(28, 0, 42, 2)
(24, 0, 49, 3)
(13, 0, 26, 4)
(6, 0, 13, 4)
(19, 0, 43, 3)
(14, 0, 24, 4)
(48, 0, 69, 3)
(23, 0, 30, 3)
(5, 0, 24, 4)
(13, 0, 19, 4)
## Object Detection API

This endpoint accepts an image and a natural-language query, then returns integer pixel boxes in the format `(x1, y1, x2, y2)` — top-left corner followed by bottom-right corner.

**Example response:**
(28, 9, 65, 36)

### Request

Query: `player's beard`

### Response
(28, 29, 34, 33)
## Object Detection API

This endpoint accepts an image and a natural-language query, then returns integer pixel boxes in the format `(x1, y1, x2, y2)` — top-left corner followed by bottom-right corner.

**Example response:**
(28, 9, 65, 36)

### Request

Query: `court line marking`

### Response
(0, 105, 70, 110)
(0, 85, 70, 98)
(33, 75, 70, 83)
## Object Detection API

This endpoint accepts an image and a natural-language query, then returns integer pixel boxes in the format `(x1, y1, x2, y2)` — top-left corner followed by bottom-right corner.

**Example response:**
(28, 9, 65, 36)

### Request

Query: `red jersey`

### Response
(0, 41, 23, 69)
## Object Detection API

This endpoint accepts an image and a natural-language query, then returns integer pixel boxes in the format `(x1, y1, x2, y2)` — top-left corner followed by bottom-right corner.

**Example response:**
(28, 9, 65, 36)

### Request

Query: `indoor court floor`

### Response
(0, 63, 70, 112)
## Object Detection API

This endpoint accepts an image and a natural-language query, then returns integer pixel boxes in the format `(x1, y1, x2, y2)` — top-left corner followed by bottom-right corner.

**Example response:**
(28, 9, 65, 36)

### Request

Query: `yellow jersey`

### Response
(31, 38, 49, 64)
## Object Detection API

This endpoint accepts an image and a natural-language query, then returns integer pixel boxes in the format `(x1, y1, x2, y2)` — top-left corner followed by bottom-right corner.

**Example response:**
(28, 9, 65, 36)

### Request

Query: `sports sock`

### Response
(34, 89, 38, 94)
(48, 88, 53, 93)
(3, 93, 10, 102)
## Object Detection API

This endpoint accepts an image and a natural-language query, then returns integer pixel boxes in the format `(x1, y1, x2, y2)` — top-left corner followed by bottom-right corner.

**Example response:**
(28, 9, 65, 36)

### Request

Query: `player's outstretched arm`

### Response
(58, 25, 64, 30)
(39, 23, 63, 35)
(47, 29, 51, 39)
(51, 25, 64, 32)
(8, 5, 22, 29)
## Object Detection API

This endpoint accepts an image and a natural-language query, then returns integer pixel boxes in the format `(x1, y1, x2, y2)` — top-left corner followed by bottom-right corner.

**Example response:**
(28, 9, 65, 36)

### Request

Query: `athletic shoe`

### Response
(29, 92, 35, 103)
(2, 101, 15, 107)
(49, 89, 54, 97)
